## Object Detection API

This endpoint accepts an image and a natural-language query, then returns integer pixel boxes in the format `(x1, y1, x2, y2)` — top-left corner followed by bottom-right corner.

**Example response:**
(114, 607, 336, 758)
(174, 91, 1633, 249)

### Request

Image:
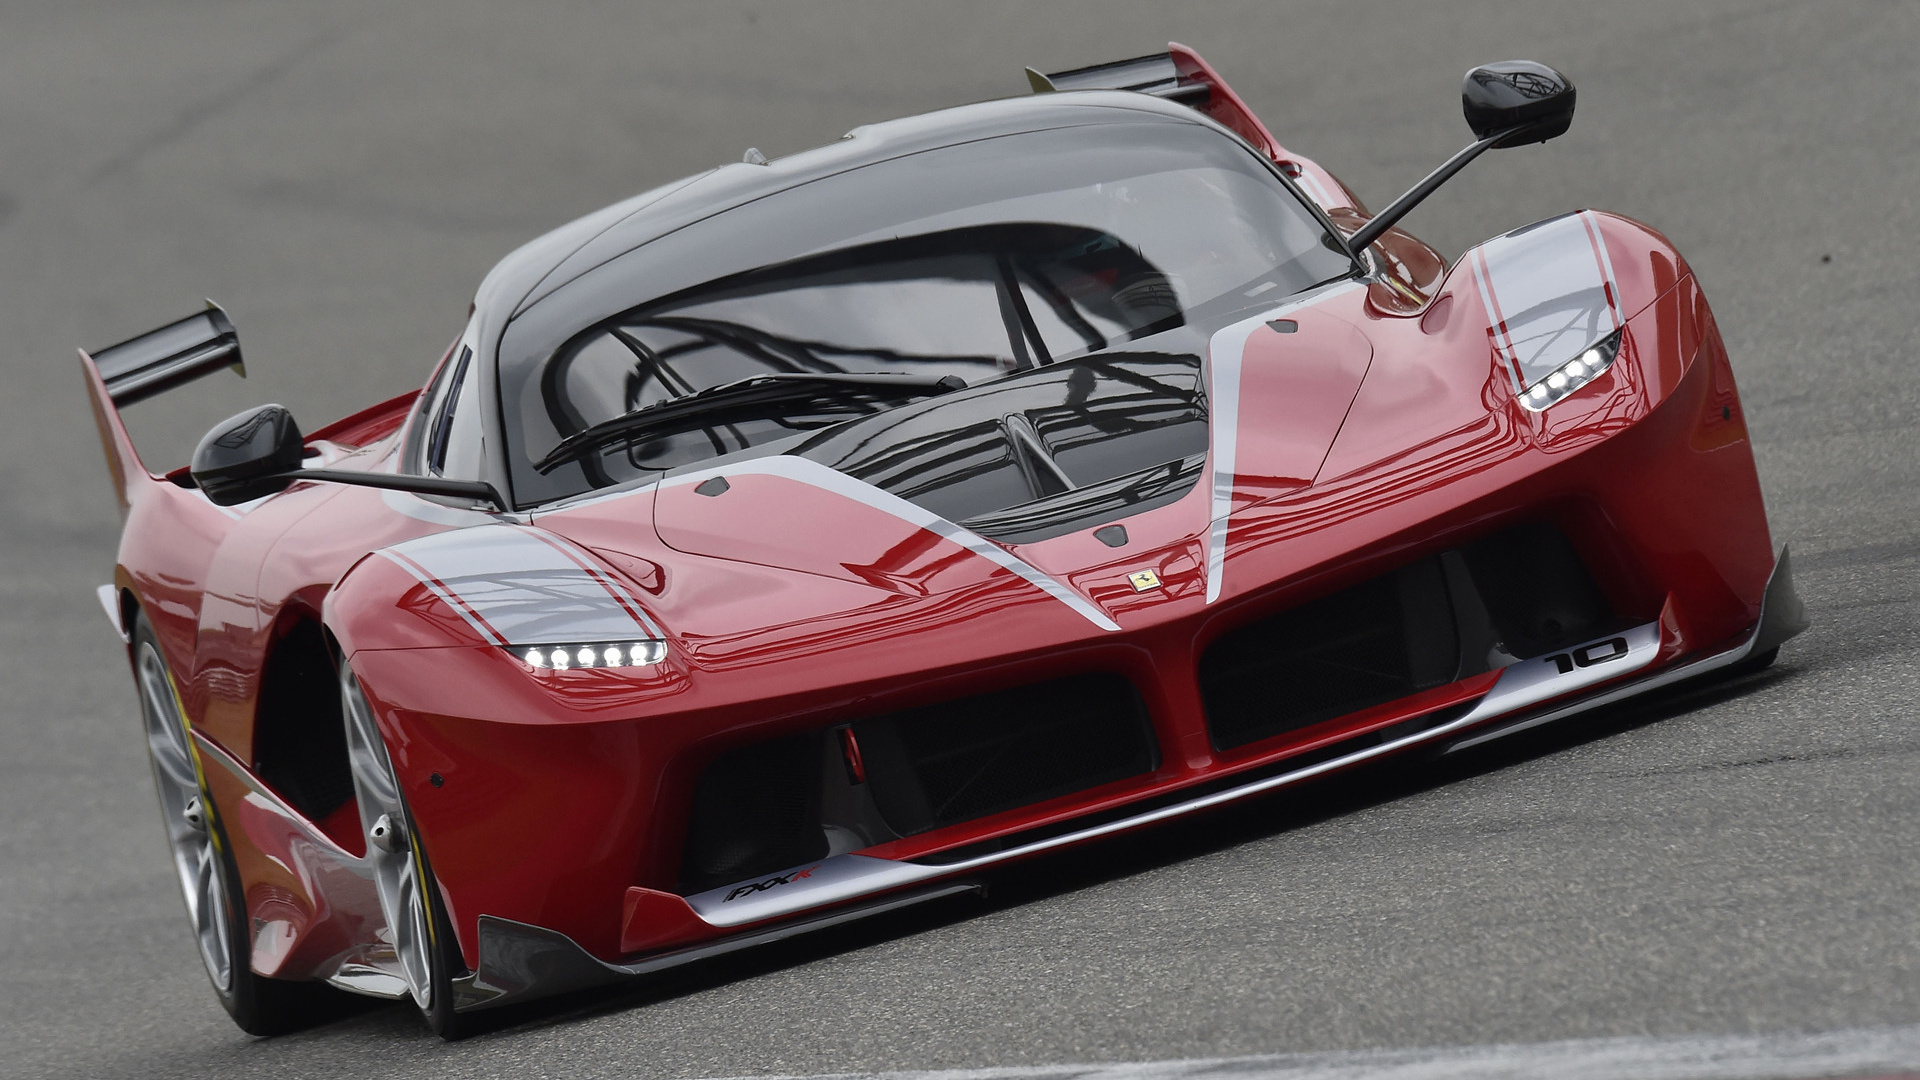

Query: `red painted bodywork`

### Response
(95, 55, 1773, 990)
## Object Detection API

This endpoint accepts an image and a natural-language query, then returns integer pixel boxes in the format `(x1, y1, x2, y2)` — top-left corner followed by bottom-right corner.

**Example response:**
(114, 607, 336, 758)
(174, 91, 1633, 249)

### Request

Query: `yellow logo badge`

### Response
(1128, 569, 1162, 592)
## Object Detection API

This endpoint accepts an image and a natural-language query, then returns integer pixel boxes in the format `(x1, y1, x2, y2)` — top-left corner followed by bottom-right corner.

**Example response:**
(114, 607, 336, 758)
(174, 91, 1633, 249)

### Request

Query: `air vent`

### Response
(679, 673, 1160, 894)
(853, 672, 1159, 836)
(1201, 523, 1617, 752)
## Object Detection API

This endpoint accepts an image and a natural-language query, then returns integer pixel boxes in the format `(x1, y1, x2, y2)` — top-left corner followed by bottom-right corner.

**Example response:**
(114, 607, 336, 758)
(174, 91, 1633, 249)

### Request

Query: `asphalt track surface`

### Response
(2, 2, 1915, 1078)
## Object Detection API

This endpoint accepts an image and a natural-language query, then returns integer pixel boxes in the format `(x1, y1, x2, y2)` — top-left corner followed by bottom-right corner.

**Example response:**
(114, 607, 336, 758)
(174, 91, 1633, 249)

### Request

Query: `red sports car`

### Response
(83, 48, 1805, 1037)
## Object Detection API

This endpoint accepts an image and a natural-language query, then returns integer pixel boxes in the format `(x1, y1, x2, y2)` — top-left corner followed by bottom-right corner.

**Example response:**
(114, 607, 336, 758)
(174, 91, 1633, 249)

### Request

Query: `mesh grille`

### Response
(680, 733, 828, 894)
(1201, 557, 1459, 751)
(853, 673, 1158, 837)
(1200, 523, 1616, 752)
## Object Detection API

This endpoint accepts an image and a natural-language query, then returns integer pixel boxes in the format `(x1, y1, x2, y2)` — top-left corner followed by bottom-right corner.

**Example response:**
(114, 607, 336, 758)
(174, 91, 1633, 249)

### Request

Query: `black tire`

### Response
(132, 612, 343, 1035)
(410, 833, 479, 1040)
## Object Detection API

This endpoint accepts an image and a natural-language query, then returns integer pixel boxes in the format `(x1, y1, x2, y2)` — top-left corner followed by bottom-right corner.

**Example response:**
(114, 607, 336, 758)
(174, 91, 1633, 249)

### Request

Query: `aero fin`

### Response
(89, 300, 244, 407)
(77, 347, 147, 514)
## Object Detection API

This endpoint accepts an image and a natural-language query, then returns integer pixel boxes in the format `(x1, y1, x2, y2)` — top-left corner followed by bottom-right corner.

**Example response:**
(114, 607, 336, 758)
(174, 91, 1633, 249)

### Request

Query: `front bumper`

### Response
(450, 547, 1806, 1012)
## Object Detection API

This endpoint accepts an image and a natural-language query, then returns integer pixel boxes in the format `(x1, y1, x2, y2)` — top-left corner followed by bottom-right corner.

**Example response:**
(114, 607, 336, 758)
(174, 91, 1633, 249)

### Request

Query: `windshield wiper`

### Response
(534, 371, 967, 474)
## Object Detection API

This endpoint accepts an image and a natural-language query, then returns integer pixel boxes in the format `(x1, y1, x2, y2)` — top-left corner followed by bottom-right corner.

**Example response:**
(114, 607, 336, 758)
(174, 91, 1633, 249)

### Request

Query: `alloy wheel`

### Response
(340, 663, 436, 1011)
(135, 640, 234, 993)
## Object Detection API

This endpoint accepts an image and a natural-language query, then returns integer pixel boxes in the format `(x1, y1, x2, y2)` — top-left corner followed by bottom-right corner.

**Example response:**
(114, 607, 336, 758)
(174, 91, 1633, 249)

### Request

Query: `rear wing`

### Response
(1025, 52, 1207, 103)
(88, 301, 244, 407)
(1026, 43, 1288, 165)
(78, 300, 247, 511)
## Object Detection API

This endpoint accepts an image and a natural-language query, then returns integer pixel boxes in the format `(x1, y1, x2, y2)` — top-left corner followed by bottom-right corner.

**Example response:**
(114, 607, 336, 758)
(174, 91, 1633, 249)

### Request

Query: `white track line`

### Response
(708, 1025, 1920, 1080)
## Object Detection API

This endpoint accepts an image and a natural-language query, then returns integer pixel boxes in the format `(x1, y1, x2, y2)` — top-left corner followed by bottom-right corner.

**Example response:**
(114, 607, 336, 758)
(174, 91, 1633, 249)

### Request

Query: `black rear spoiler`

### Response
(1025, 44, 1291, 167)
(78, 300, 248, 512)
(1025, 52, 1211, 105)
(87, 300, 245, 407)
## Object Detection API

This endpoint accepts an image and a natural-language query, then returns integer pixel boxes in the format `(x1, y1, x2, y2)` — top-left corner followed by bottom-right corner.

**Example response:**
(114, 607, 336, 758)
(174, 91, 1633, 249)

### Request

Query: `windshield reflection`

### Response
(509, 121, 1354, 506)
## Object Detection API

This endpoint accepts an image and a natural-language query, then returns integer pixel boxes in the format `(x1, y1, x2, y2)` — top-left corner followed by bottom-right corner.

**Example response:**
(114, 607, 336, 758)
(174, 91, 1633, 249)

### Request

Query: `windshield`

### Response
(502, 121, 1354, 505)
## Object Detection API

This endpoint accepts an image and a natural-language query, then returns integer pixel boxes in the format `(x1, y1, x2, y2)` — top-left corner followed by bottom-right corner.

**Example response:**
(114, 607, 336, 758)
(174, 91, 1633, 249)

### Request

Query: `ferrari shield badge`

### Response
(1128, 569, 1162, 592)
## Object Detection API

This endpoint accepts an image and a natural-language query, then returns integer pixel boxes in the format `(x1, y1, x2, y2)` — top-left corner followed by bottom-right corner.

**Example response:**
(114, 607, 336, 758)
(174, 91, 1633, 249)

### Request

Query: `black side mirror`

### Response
(1463, 61, 1576, 147)
(187, 402, 510, 509)
(191, 404, 304, 506)
(1346, 60, 1576, 255)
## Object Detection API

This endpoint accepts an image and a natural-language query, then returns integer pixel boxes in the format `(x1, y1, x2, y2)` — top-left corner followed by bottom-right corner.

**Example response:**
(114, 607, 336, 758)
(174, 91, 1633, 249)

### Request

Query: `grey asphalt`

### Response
(2, 2, 1914, 1078)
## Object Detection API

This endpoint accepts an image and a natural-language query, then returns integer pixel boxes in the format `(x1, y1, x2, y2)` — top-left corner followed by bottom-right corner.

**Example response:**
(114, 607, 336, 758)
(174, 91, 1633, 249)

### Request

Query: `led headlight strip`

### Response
(519, 640, 668, 671)
(1518, 329, 1623, 412)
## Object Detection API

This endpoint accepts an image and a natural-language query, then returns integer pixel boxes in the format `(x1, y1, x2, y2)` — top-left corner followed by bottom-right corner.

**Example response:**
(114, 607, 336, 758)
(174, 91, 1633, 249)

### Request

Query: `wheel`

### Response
(340, 660, 474, 1039)
(133, 613, 335, 1034)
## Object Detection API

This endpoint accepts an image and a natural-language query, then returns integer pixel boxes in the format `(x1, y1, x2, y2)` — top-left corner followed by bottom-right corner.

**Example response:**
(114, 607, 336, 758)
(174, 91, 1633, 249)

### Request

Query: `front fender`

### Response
(324, 521, 668, 656)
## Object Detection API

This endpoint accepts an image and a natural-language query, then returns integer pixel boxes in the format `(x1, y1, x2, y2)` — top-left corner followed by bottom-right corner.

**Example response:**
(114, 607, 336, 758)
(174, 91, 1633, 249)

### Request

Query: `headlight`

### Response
(518, 640, 668, 671)
(1518, 329, 1622, 412)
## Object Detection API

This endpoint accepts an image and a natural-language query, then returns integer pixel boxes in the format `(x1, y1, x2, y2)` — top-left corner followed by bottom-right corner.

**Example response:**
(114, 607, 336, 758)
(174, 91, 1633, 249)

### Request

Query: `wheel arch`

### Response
(250, 595, 358, 842)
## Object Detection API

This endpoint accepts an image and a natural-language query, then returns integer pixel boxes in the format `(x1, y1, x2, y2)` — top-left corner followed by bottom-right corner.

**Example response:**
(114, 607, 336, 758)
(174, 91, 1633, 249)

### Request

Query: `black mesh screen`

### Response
(1201, 556, 1462, 751)
(1461, 522, 1614, 659)
(1200, 523, 1617, 752)
(680, 733, 828, 894)
(853, 673, 1158, 837)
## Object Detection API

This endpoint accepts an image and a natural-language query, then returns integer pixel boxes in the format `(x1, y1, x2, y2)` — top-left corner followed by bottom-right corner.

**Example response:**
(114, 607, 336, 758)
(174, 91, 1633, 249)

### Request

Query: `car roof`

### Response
(470, 90, 1212, 326)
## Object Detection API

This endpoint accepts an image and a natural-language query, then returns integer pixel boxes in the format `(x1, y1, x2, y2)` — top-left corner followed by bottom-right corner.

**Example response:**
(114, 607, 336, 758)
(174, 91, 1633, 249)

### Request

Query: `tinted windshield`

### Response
(503, 121, 1353, 504)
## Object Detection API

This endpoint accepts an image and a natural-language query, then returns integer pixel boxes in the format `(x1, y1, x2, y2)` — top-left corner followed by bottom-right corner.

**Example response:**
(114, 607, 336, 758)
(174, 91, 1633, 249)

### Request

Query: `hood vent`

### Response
(796, 351, 1208, 536)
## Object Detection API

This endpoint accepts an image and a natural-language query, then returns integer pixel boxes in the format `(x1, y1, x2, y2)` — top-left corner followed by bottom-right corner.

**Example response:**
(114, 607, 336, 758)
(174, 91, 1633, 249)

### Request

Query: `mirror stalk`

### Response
(280, 468, 507, 511)
(1347, 125, 1520, 256)
(190, 402, 508, 510)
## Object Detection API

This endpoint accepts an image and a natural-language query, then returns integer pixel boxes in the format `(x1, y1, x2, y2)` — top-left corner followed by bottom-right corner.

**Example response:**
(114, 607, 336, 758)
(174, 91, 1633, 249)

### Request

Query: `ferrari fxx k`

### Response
(82, 47, 1805, 1037)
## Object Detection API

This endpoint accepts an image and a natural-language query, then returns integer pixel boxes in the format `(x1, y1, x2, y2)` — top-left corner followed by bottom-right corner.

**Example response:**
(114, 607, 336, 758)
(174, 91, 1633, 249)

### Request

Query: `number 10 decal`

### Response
(1545, 636, 1630, 675)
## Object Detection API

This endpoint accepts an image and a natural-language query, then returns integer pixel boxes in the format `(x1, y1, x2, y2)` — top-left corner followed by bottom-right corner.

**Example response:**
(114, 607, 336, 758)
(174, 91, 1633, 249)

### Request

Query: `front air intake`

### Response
(680, 733, 829, 896)
(852, 672, 1158, 836)
(1200, 523, 1618, 752)
(679, 672, 1160, 895)
(1200, 557, 1462, 751)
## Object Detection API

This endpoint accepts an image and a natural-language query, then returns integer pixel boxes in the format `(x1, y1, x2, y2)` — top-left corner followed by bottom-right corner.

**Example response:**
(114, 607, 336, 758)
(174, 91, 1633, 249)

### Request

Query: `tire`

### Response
(339, 659, 475, 1039)
(132, 613, 338, 1035)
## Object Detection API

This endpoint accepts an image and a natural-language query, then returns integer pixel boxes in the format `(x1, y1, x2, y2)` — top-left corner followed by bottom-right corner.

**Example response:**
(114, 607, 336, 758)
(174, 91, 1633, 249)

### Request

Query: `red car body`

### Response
(86, 46, 1804, 1031)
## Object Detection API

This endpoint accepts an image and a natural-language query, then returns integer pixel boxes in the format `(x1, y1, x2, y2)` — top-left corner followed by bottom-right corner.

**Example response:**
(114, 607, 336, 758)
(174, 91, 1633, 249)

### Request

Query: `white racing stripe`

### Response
(1203, 280, 1364, 604)
(378, 523, 663, 647)
(705, 1025, 1920, 1080)
(1469, 210, 1623, 393)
